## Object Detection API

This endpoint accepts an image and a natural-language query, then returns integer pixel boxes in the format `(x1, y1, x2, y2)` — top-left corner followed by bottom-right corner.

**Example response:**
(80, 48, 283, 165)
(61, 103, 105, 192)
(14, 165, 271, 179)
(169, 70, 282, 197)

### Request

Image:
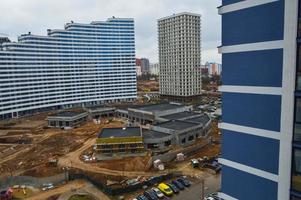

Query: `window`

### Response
(294, 98, 301, 142)
(188, 135, 194, 141)
(292, 149, 301, 192)
(164, 140, 171, 147)
(296, 46, 301, 90)
(181, 138, 186, 144)
(50, 121, 56, 127)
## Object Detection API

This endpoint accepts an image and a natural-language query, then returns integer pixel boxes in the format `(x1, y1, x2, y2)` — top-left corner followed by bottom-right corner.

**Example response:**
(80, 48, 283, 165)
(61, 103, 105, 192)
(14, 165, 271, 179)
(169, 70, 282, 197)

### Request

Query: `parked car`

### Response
(204, 197, 215, 200)
(207, 193, 221, 200)
(137, 194, 148, 200)
(151, 187, 164, 199)
(191, 159, 200, 168)
(177, 177, 191, 187)
(42, 183, 54, 191)
(158, 183, 173, 196)
(171, 180, 185, 190)
(203, 163, 221, 173)
(167, 183, 179, 194)
(144, 190, 159, 200)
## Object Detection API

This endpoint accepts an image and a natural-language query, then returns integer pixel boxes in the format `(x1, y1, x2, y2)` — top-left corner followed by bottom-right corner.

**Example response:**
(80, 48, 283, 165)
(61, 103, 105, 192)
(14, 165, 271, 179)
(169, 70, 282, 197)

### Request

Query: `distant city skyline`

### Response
(0, 0, 221, 64)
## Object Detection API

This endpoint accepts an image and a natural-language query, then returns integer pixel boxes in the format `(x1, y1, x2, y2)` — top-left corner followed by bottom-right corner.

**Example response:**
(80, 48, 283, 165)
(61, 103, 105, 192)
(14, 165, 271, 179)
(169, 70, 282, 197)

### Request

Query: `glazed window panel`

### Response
(294, 98, 301, 142)
(296, 46, 301, 90)
(292, 149, 301, 192)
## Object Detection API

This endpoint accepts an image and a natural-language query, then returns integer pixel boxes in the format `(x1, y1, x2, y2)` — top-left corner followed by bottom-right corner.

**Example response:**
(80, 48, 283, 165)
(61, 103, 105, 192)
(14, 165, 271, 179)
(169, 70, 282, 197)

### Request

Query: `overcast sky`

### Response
(0, 0, 221, 64)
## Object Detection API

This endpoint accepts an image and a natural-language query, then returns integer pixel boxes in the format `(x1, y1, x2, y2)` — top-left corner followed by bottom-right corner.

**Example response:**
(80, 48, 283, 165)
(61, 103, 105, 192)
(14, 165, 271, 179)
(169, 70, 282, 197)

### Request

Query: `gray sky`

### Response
(0, 0, 221, 64)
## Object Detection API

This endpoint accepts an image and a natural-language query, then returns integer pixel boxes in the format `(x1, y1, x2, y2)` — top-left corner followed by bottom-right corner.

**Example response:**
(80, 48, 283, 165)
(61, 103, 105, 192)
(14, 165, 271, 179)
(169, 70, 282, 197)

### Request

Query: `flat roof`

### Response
(53, 111, 86, 118)
(142, 129, 170, 139)
(184, 114, 210, 124)
(157, 120, 199, 131)
(98, 127, 141, 138)
(161, 111, 200, 120)
(130, 103, 185, 112)
(158, 12, 201, 21)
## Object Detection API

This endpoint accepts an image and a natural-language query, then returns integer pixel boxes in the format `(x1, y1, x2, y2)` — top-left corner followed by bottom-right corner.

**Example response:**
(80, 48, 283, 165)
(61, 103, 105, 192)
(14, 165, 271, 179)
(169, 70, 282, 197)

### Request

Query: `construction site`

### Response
(0, 100, 221, 200)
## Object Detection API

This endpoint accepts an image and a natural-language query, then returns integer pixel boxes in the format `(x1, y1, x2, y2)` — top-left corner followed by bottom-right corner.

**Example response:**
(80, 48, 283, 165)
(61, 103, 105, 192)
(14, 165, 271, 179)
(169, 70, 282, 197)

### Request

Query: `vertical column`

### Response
(278, 0, 298, 199)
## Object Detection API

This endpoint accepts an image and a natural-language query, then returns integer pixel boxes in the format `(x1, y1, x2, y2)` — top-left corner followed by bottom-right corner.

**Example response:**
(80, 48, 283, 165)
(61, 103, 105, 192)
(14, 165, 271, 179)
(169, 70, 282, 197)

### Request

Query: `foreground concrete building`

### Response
(158, 12, 202, 101)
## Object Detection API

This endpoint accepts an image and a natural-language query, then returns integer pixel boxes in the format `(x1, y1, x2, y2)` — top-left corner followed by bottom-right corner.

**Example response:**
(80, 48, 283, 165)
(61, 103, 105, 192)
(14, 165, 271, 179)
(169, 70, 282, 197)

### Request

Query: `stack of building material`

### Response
(153, 159, 165, 170)
(177, 153, 185, 161)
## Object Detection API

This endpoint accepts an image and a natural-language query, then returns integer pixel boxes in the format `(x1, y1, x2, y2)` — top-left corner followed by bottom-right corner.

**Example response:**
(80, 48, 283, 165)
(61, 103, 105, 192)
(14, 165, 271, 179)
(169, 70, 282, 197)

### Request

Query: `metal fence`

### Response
(0, 173, 66, 190)
(69, 172, 180, 196)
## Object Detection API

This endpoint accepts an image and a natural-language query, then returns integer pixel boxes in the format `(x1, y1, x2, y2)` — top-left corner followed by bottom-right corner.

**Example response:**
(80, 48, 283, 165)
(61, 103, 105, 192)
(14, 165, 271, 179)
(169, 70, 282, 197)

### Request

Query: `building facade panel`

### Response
(222, 49, 283, 87)
(222, 93, 281, 132)
(222, 130, 280, 174)
(222, 1, 284, 46)
(221, 166, 278, 200)
(222, 0, 244, 6)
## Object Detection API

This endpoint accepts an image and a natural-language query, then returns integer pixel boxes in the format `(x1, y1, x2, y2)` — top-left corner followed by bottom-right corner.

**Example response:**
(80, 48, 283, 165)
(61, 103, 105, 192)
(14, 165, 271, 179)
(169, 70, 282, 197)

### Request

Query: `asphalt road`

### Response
(172, 175, 220, 200)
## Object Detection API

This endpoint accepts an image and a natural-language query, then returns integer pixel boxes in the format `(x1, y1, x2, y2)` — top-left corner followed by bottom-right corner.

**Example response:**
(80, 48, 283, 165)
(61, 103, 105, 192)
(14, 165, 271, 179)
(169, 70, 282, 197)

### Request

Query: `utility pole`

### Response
(201, 179, 205, 200)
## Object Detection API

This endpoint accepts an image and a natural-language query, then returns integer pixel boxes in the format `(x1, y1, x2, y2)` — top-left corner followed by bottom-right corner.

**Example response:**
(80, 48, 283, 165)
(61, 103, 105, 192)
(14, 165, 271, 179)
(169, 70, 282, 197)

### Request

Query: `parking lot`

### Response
(128, 173, 220, 200)
(173, 175, 220, 200)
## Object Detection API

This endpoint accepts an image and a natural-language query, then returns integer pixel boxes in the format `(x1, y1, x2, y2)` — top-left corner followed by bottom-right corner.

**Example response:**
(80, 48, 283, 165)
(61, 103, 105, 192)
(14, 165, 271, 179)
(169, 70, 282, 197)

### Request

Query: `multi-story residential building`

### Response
(205, 62, 222, 76)
(136, 58, 150, 74)
(140, 58, 150, 74)
(0, 18, 137, 120)
(0, 37, 10, 45)
(158, 12, 202, 101)
(136, 65, 142, 76)
(218, 0, 298, 200)
(150, 63, 159, 75)
(136, 58, 141, 67)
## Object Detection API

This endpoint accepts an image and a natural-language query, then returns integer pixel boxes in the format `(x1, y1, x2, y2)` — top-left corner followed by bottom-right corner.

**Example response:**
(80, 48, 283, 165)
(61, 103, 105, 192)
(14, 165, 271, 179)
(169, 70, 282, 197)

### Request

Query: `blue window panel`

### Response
(222, 0, 244, 6)
(222, 130, 279, 174)
(222, 93, 281, 131)
(222, 1, 284, 46)
(221, 166, 278, 200)
(222, 49, 283, 87)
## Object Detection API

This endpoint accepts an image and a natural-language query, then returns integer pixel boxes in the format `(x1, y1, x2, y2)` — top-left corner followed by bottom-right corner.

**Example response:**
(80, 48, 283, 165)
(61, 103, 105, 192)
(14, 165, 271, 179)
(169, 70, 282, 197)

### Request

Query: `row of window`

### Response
(0, 92, 137, 113)
(51, 30, 134, 34)
(291, 1, 301, 199)
(65, 23, 134, 29)
(4, 48, 135, 53)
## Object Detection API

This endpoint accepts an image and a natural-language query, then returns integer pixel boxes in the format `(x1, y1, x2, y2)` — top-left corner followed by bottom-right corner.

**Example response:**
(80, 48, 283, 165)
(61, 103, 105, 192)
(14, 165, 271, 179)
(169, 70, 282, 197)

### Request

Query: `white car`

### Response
(204, 197, 215, 200)
(151, 187, 164, 198)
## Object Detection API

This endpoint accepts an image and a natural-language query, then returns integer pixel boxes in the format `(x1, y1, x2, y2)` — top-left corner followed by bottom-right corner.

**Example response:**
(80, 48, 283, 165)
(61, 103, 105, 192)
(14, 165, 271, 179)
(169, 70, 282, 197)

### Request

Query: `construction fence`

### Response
(68, 171, 182, 196)
(0, 173, 67, 190)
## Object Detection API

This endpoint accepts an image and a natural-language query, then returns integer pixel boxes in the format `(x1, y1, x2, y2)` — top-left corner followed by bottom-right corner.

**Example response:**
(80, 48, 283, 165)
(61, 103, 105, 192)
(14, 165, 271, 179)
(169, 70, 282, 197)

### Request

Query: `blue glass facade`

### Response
(0, 18, 137, 119)
(219, 0, 298, 199)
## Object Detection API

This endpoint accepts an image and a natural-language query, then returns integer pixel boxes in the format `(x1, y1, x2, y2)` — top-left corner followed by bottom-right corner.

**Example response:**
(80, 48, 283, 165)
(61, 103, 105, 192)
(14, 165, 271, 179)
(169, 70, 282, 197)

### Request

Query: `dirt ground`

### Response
(137, 80, 159, 92)
(96, 154, 152, 172)
(24, 180, 87, 200)
(0, 105, 221, 182)
(0, 112, 126, 177)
